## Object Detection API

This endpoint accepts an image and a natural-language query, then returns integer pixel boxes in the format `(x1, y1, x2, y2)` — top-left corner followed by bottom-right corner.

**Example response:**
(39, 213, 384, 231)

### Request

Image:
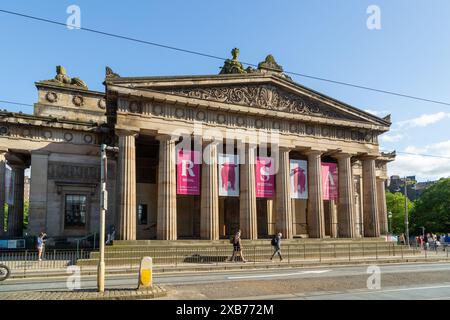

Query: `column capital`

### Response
(9, 164, 27, 170)
(30, 150, 50, 156)
(334, 152, 354, 160)
(116, 129, 139, 137)
(275, 146, 292, 153)
(359, 154, 380, 161)
(0, 148, 8, 154)
(155, 134, 178, 143)
(304, 150, 323, 157)
(202, 137, 222, 146)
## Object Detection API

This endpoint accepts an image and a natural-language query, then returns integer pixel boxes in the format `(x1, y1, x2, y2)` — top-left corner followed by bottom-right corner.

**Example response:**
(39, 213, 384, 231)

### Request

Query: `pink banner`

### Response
(218, 154, 239, 197)
(255, 157, 275, 198)
(321, 162, 338, 200)
(177, 149, 201, 195)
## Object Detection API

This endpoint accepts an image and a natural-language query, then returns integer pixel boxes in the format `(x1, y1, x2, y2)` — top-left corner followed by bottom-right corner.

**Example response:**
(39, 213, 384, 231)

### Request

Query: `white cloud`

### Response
(397, 112, 450, 128)
(380, 133, 403, 143)
(388, 140, 450, 181)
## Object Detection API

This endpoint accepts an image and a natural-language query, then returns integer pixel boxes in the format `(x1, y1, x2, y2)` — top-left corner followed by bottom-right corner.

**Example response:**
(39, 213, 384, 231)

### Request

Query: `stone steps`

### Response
(96, 245, 405, 259)
(76, 238, 409, 267)
(78, 247, 418, 266)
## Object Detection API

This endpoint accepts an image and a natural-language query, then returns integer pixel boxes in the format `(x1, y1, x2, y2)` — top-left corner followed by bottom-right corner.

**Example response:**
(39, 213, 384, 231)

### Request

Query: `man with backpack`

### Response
(270, 232, 283, 261)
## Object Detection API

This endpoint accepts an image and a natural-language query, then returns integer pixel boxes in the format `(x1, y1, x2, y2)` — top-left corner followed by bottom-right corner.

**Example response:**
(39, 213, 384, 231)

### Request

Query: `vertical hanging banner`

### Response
(5, 166, 14, 205)
(255, 157, 275, 198)
(218, 154, 239, 197)
(290, 160, 308, 199)
(321, 162, 338, 200)
(177, 149, 201, 195)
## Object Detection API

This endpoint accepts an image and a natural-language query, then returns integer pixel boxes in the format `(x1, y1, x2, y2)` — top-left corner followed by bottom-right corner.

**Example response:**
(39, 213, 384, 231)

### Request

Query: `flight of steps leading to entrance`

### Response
(76, 238, 419, 267)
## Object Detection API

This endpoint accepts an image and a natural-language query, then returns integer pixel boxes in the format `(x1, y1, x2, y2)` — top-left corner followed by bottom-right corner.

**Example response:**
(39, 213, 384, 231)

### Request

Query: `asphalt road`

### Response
(1, 262, 450, 299)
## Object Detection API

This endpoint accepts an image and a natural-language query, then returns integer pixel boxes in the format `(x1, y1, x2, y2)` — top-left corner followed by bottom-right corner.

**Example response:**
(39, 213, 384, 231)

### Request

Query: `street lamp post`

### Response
(404, 177, 410, 247)
(388, 211, 393, 235)
(97, 144, 118, 293)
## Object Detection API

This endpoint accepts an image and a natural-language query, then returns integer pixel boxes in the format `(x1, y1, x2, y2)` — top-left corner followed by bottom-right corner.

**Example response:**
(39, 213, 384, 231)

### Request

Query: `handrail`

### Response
(76, 233, 97, 257)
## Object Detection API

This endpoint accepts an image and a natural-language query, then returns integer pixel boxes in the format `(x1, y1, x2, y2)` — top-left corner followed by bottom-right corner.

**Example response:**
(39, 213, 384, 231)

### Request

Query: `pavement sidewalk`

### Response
(0, 285, 167, 300)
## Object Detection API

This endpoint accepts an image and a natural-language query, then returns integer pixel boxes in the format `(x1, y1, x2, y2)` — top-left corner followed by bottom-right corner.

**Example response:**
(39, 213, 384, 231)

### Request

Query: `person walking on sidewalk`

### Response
(228, 231, 247, 263)
(37, 232, 47, 261)
(270, 233, 283, 261)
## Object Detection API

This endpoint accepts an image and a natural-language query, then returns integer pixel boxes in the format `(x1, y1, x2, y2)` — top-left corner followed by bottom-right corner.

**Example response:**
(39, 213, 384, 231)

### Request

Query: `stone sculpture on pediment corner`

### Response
(48, 65, 88, 89)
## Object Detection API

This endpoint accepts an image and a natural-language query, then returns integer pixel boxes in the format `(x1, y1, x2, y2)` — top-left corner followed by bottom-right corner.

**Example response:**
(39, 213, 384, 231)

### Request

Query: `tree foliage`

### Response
(385, 191, 414, 234)
(410, 178, 450, 234)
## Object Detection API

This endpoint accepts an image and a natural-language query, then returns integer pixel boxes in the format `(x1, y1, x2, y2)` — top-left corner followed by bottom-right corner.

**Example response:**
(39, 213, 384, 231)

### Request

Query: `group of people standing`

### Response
(416, 233, 450, 250)
(228, 231, 284, 263)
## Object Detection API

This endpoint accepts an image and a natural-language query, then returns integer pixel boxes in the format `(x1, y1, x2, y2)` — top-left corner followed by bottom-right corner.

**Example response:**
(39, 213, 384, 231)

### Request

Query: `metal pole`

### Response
(98, 144, 107, 293)
(404, 177, 410, 247)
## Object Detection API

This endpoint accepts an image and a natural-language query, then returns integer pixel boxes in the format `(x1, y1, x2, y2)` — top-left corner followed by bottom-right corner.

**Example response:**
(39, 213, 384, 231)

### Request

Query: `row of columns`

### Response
(0, 149, 28, 237)
(116, 132, 386, 241)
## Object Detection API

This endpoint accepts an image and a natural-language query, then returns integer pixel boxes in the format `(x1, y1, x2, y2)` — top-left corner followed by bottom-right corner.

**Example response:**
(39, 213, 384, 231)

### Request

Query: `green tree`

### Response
(386, 191, 414, 235)
(410, 178, 450, 234)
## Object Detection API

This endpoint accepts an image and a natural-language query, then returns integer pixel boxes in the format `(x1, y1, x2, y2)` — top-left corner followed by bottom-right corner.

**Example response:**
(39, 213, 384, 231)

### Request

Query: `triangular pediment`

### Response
(107, 74, 390, 128)
(159, 83, 359, 121)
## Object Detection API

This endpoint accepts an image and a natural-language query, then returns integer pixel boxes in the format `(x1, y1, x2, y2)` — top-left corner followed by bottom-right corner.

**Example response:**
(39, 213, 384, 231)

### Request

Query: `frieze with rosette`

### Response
(123, 100, 376, 144)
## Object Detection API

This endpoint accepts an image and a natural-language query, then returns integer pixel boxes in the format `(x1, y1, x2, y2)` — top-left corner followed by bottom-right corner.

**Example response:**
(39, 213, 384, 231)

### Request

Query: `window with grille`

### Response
(65, 194, 87, 227)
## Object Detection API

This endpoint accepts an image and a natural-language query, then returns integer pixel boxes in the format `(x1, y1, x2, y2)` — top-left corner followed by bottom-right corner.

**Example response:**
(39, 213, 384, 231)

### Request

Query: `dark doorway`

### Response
(220, 197, 240, 238)
(257, 199, 269, 238)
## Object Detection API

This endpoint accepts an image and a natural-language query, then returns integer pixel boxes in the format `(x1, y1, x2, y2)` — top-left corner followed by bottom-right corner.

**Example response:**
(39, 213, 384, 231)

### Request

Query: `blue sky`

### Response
(1, 1, 449, 181)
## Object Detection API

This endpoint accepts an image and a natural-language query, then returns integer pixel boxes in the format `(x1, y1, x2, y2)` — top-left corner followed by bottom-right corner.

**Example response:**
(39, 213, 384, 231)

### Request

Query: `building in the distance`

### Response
(387, 175, 437, 201)
(0, 50, 395, 240)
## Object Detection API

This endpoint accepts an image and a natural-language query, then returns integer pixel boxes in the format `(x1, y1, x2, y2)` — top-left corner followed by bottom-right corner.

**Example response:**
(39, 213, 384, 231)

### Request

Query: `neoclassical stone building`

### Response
(0, 50, 394, 241)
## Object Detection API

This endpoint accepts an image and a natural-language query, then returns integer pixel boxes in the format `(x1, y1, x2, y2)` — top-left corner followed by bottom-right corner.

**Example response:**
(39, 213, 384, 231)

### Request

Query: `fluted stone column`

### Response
(275, 147, 293, 239)
(156, 135, 177, 240)
(0, 150, 6, 236)
(8, 163, 26, 237)
(267, 199, 275, 236)
(240, 144, 257, 239)
(336, 154, 356, 238)
(117, 130, 138, 240)
(200, 140, 219, 240)
(377, 178, 389, 235)
(362, 157, 380, 237)
(306, 151, 325, 238)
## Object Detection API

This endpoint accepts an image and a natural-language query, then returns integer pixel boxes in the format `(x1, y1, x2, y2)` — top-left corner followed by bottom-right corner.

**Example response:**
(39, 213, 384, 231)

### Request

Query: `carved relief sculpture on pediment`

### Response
(162, 84, 351, 120)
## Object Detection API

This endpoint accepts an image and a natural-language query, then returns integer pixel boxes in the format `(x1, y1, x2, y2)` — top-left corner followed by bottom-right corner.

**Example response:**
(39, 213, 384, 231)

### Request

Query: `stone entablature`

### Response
(115, 97, 380, 146)
(0, 111, 104, 146)
(35, 82, 106, 124)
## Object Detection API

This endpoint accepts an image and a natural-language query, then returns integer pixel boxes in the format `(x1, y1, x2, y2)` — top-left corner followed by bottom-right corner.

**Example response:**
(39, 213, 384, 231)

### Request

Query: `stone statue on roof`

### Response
(219, 49, 291, 80)
(49, 65, 88, 89)
(219, 48, 247, 74)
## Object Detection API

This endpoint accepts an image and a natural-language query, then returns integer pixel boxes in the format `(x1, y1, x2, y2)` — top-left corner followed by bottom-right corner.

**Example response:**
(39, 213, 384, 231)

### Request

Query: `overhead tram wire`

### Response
(383, 151, 450, 160)
(1, 9, 450, 107)
(0, 100, 33, 107)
